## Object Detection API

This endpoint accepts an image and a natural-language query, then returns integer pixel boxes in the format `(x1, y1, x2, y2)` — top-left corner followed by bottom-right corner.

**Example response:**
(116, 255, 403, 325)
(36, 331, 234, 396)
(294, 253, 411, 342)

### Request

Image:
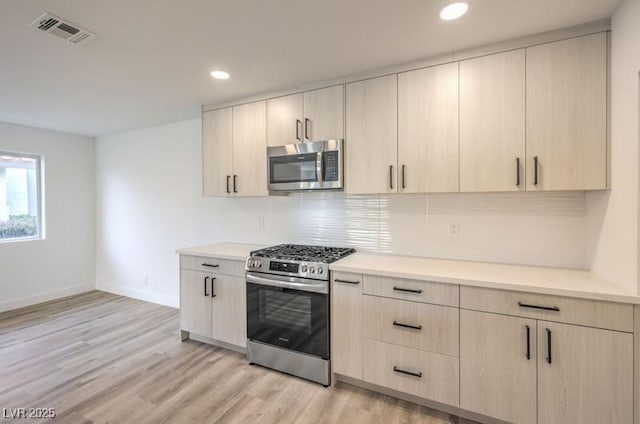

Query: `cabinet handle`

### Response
(204, 276, 210, 297)
(296, 119, 302, 141)
(533, 156, 539, 185)
(334, 278, 360, 285)
(518, 302, 560, 312)
(233, 175, 238, 193)
(305, 118, 311, 140)
(226, 175, 231, 194)
(389, 165, 394, 189)
(393, 286, 422, 294)
(211, 277, 216, 298)
(392, 320, 422, 331)
(392, 366, 422, 378)
(201, 263, 220, 268)
(401, 164, 406, 189)
(516, 157, 521, 186)
(546, 328, 552, 364)
(525, 325, 531, 360)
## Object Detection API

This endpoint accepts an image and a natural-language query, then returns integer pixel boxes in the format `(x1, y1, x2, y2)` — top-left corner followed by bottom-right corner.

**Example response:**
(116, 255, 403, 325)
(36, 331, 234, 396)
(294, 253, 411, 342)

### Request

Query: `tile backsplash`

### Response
(217, 191, 587, 269)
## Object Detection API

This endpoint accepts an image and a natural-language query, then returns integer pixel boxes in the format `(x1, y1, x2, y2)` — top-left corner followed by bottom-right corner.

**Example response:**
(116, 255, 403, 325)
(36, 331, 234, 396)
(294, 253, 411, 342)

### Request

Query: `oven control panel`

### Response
(269, 261, 299, 273)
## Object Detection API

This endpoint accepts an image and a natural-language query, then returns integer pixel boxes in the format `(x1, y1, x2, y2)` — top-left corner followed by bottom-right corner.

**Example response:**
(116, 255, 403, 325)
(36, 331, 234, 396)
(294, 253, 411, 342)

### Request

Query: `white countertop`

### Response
(330, 253, 640, 304)
(176, 242, 263, 261)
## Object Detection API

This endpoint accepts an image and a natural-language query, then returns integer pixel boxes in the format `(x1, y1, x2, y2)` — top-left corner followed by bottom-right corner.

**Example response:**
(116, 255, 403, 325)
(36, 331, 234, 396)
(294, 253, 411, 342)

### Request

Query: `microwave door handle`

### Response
(316, 152, 323, 184)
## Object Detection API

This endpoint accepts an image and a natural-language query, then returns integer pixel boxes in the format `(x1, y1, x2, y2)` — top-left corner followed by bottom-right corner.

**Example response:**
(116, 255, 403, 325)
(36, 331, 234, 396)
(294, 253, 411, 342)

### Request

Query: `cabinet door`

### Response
(331, 272, 363, 379)
(526, 33, 607, 190)
(460, 50, 525, 192)
(537, 321, 633, 424)
(180, 269, 212, 337)
(202, 108, 233, 197)
(211, 275, 246, 347)
(398, 63, 459, 193)
(303, 85, 344, 142)
(346, 75, 398, 194)
(232, 101, 268, 197)
(266, 93, 303, 146)
(460, 310, 536, 424)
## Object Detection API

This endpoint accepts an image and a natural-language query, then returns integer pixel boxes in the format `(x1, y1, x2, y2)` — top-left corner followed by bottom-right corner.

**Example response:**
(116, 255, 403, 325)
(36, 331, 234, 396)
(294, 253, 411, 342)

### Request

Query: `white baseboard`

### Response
(0, 284, 95, 313)
(97, 283, 179, 308)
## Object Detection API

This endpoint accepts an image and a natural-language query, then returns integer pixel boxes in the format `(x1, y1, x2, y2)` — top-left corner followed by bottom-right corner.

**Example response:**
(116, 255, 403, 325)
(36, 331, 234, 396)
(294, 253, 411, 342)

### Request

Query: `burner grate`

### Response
(251, 244, 355, 263)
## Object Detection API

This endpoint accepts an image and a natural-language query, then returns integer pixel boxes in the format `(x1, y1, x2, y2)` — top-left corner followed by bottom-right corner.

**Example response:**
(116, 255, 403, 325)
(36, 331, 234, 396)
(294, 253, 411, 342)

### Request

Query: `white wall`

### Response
(96, 119, 589, 307)
(0, 121, 95, 312)
(586, 0, 640, 293)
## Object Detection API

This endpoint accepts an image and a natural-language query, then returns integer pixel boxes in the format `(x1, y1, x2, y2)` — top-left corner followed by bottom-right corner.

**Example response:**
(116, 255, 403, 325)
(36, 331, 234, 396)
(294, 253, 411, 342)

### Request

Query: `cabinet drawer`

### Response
(460, 286, 634, 332)
(363, 275, 458, 307)
(179, 255, 245, 277)
(363, 339, 459, 406)
(363, 295, 459, 357)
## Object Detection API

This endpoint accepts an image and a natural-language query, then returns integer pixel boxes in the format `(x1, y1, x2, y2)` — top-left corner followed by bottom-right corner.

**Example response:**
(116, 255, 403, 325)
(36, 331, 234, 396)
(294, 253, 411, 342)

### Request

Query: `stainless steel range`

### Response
(245, 244, 355, 386)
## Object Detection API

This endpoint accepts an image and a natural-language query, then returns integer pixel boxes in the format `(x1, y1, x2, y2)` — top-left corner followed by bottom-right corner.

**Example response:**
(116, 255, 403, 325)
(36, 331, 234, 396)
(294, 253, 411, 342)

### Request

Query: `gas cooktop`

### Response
(250, 244, 356, 263)
(246, 244, 356, 280)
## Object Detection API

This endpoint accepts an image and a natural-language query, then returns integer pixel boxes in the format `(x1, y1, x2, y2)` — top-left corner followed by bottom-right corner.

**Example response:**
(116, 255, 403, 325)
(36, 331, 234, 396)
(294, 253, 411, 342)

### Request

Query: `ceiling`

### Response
(0, 0, 622, 137)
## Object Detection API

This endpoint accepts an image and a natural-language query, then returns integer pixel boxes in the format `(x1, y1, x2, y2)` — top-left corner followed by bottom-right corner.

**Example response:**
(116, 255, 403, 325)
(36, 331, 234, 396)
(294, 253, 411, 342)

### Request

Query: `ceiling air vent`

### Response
(28, 12, 97, 46)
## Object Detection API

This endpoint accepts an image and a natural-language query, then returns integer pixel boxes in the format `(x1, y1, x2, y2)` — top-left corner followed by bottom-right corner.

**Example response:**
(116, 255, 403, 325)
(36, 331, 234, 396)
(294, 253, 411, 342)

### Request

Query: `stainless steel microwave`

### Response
(267, 139, 343, 191)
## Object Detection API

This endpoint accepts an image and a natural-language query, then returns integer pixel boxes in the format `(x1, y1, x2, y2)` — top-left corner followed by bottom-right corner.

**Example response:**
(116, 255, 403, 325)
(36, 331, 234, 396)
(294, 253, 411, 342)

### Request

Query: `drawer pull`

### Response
(392, 366, 422, 378)
(518, 302, 559, 312)
(525, 325, 531, 360)
(202, 263, 220, 268)
(393, 320, 422, 331)
(546, 328, 552, 364)
(335, 278, 360, 285)
(393, 286, 423, 294)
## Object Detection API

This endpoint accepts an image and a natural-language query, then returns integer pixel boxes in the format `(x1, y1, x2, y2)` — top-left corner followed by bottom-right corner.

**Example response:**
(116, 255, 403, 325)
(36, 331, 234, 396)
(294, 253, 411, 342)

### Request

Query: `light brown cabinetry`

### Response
(345, 75, 398, 194)
(398, 63, 459, 193)
(179, 255, 247, 348)
(526, 32, 607, 190)
(460, 286, 634, 424)
(266, 85, 344, 146)
(331, 271, 363, 379)
(202, 101, 267, 197)
(460, 49, 526, 192)
(202, 108, 233, 197)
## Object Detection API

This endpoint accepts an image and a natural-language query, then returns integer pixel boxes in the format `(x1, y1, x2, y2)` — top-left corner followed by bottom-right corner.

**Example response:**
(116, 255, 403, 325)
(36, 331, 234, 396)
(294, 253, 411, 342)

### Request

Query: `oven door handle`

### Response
(246, 273, 328, 294)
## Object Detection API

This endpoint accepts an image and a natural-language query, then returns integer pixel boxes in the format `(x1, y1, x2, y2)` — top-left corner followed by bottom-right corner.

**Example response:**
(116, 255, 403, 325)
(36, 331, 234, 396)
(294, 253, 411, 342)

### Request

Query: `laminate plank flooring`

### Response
(0, 291, 475, 424)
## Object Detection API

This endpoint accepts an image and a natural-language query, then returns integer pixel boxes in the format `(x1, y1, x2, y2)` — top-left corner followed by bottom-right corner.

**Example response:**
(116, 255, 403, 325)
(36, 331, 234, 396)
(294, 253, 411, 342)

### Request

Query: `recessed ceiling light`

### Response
(440, 2, 468, 20)
(210, 70, 230, 80)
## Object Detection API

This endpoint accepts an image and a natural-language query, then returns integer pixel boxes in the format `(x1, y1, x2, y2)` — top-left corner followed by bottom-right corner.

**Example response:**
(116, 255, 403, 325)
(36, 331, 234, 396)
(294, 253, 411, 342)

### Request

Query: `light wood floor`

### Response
(0, 291, 474, 424)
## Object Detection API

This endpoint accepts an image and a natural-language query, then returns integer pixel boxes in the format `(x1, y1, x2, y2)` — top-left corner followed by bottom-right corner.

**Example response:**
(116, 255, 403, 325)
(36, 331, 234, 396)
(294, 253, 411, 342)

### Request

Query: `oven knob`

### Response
(301, 265, 307, 273)
(256, 260, 262, 268)
(318, 267, 324, 275)
(309, 266, 315, 274)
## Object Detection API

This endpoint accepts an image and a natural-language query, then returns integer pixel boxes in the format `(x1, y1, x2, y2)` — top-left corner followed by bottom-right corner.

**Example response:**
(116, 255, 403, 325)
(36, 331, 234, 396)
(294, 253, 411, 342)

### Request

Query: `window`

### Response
(0, 151, 44, 242)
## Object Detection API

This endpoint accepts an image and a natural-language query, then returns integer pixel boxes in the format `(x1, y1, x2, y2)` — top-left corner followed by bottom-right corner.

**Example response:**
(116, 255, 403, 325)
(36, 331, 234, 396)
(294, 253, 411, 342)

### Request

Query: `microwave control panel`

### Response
(323, 151, 339, 182)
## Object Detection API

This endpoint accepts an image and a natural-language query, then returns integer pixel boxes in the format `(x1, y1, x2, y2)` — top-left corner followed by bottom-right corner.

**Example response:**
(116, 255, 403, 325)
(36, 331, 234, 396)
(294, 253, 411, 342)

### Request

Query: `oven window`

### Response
(270, 153, 318, 183)
(260, 290, 312, 333)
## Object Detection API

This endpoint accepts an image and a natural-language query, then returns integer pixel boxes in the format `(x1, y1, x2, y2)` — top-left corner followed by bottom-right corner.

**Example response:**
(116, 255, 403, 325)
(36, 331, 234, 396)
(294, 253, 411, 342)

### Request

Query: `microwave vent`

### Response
(28, 12, 97, 46)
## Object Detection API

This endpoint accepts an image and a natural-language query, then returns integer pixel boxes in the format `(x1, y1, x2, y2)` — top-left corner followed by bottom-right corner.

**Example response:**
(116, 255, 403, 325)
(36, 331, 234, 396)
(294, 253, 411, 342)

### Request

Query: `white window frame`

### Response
(0, 150, 45, 243)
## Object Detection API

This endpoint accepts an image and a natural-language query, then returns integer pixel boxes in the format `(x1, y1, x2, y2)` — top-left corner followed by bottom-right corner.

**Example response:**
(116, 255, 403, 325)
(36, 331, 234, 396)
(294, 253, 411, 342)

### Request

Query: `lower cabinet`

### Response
(180, 256, 247, 348)
(363, 339, 459, 406)
(331, 272, 363, 379)
(460, 309, 634, 424)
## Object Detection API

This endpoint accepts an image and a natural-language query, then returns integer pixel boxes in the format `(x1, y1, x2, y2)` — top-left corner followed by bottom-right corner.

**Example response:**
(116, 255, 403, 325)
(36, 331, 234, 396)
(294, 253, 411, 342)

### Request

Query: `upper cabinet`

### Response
(398, 63, 459, 193)
(202, 101, 267, 197)
(526, 33, 608, 191)
(346, 75, 398, 195)
(460, 50, 526, 192)
(266, 85, 344, 146)
(202, 107, 233, 197)
(204, 32, 609, 197)
(232, 101, 268, 197)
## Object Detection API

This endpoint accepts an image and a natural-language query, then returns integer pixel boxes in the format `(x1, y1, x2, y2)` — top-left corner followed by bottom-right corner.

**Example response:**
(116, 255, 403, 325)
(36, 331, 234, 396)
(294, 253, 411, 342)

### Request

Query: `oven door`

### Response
(246, 274, 329, 359)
